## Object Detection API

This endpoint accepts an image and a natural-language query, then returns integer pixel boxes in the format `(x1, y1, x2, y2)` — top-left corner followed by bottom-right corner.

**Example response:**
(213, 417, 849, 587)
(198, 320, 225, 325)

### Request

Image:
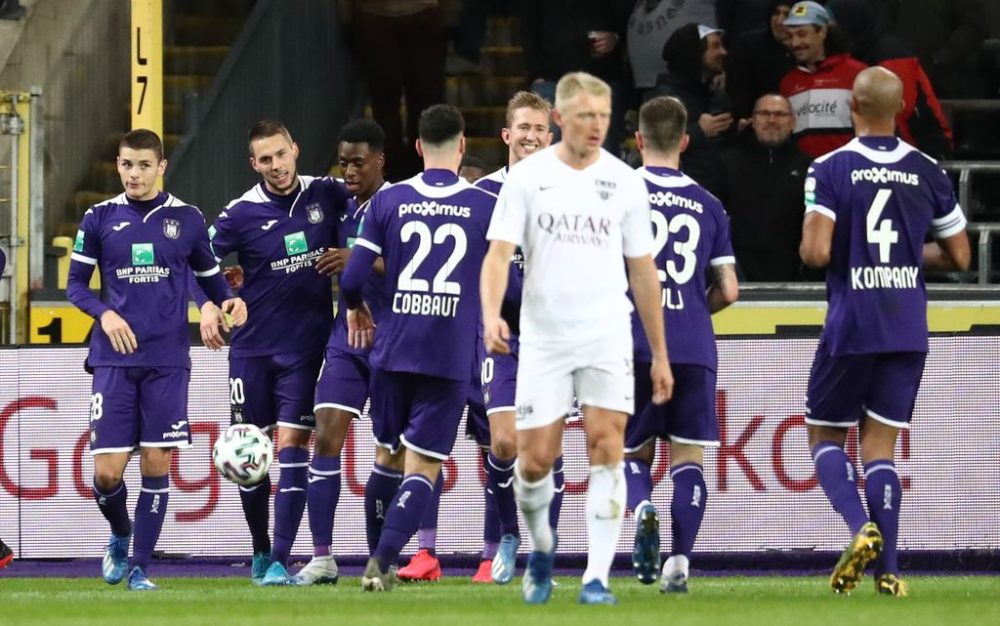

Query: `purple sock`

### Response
(271, 447, 309, 567)
(486, 452, 519, 537)
(482, 480, 501, 559)
(374, 474, 436, 571)
(365, 463, 403, 554)
(239, 475, 271, 554)
(670, 463, 707, 557)
(307, 455, 342, 557)
(550, 455, 565, 531)
(415, 473, 443, 555)
(864, 460, 901, 576)
(131, 475, 169, 571)
(625, 458, 654, 511)
(812, 442, 868, 535)
(94, 479, 131, 537)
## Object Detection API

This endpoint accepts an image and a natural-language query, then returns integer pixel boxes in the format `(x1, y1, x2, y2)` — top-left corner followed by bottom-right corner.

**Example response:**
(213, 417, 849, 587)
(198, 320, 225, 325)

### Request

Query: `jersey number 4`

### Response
(867, 189, 899, 263)
(398, 222, 468, 294)
(651, 212, 700, 285)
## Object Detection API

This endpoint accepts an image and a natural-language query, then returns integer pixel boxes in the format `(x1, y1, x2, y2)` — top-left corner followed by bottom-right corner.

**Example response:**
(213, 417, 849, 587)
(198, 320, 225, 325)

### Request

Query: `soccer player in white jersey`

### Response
(800, 67, 970, 596)
(481, 72, 674, 605)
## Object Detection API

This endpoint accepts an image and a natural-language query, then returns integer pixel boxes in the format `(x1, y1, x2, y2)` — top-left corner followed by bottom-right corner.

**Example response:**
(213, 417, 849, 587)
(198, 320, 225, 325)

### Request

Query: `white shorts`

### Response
(514, 325, 634, 430)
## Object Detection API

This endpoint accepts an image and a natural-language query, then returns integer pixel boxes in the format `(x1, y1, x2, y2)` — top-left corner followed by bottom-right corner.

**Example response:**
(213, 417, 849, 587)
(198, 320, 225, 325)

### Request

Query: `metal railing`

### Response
(938, 160, 1000, 219)
(969, 222, 1000, 285)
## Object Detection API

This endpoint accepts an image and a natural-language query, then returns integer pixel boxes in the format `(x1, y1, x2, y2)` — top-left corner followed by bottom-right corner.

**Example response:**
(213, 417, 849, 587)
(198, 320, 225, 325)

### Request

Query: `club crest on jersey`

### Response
(306, 203, 324, 224)
(594, 179, 617, 201)
(163, 219, 181, 239)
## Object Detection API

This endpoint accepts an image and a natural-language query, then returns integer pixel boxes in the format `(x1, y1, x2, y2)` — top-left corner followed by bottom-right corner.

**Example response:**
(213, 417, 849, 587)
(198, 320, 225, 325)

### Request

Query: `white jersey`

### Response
(487, 146, 653, 343)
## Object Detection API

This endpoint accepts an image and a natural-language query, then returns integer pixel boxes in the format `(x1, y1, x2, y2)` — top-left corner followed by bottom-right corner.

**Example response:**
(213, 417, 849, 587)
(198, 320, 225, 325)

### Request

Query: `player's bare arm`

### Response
(480, 240, 515, 355)
(99, 310, 138, 355)
(707, 263, 739, 313)
(800, 212, 835, 268)
(626, 254, 673, 404)
(923, 230, 971, 272)
(315, 247, 351, 275)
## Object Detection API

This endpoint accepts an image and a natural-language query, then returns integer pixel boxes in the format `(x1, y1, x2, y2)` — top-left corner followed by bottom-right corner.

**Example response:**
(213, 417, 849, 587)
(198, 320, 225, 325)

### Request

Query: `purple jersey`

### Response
(631, 167, 734, 370)
(327, 185, 391, 356)
(68, 192, 227, 368)
(346, 169, 495, 381)
(475, 167, 524, 331)
(806, 137, 966, 355)
(210, 176, 350, 357)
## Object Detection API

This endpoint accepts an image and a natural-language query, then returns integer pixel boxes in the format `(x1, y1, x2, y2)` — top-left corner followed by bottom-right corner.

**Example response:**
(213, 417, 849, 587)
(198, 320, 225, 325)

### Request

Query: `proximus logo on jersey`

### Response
(850, 168, 920, 187)
(647, 191, 704, 213)
(398, 201, 471, 219)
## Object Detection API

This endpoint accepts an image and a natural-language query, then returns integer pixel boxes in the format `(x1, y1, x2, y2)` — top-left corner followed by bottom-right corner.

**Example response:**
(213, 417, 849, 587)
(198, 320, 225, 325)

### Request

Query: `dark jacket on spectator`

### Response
(518, 0, 631, 84)
(716, 130, 812, 281)
(727, 0, 796, 118)
(648, 23, 734, 194)
(831, 0, 953, 158)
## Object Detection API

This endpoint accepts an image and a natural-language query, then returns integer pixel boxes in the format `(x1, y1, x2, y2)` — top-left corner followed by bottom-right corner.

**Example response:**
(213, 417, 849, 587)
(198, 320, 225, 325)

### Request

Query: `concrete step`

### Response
(446, 76, 525, 108)
(162, 74, 215, 106)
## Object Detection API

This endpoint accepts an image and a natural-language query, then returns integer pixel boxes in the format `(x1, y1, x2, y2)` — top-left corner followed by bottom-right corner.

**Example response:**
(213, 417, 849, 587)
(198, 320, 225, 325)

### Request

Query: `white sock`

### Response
(513, 462, 554, 553)
(663, 554, 690, 580)
(581, 463, 626, 588)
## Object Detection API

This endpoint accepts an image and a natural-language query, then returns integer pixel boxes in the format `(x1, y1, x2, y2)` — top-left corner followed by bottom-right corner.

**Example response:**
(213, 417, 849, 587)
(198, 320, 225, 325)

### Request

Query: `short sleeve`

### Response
(354, 189, 387, 255)
(928, 166, 967, 238)
(709, 202, 736, 266)
(621, 173, 653, 258)
(70, 207, 101, 266)
(804, 160, 836, 221)
(487, 173, 527, 247)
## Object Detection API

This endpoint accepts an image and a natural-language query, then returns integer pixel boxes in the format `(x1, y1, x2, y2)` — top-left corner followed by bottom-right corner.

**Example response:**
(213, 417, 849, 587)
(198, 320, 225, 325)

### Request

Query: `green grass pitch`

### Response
(2, 576, 998, 625)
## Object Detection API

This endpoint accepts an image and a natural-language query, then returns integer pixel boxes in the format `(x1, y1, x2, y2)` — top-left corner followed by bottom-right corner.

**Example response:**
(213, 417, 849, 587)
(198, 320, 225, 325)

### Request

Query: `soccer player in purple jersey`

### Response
(291, 119, 396, 585)
(482, 72, 673, 606)
(800, 67, 970, 597)
(206, 120, 350, 585)
(623, 97, 739, 593)
(398, 91, 558, 585)
(339, 104, 496, 591)
(67, 130, 246, 590)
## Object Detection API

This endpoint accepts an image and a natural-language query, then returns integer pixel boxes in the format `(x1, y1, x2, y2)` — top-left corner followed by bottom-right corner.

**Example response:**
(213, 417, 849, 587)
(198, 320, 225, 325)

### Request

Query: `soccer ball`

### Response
(212, 424, 273, 486)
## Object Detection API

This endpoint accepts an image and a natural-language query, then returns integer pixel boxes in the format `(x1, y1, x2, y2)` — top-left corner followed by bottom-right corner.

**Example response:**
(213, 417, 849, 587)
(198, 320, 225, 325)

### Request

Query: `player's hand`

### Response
(222, 297, 248, 326)
(347, 303, 375, 349)
(650, 357, 674, 404)
(316, 248, 350, 275)
(223, 265, 244, 291)
(199, 302, 227, 351)
(483, 316, 510, 356)
(100, 310, 138, 355)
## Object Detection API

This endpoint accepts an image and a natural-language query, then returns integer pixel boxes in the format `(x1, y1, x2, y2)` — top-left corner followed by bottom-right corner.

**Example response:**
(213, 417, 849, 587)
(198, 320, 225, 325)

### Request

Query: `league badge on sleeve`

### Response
(163, 219, 181, 239)
(306, 203, 324, 224)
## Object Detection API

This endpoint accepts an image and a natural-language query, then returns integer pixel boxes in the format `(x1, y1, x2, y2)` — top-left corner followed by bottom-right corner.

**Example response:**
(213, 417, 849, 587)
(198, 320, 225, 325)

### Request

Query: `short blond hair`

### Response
(506, 91, 552, 126)
(554, 72, 611, 111)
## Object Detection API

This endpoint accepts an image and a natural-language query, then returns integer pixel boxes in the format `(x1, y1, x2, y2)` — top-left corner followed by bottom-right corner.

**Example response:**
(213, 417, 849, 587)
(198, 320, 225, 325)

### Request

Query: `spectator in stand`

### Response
(718, 0, 777, 41)
(779, 1, 865, 158)
(648, 23, 733, 194)
(727, 1, 796, 119)
(829, 0, 953, 158)
(871, 0, 987, 99)
(627, 1, 719, 101)
(519, 0, 632, 153)
(339, 0, 447, 180)
(717, 94, 813, 281)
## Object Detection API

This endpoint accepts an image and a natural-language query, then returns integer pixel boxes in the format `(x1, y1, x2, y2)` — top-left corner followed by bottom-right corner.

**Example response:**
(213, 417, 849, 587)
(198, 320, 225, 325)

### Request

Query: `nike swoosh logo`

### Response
(112, 222, 131, 231)
(279, 487, 305, 493)
(261, 219, 278, 231)
(539, 185, 555, 191)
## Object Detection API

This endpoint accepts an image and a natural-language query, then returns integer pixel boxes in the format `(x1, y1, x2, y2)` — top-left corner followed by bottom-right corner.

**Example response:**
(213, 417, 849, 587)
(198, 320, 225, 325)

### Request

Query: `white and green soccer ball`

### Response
(212, 424, 273, 486)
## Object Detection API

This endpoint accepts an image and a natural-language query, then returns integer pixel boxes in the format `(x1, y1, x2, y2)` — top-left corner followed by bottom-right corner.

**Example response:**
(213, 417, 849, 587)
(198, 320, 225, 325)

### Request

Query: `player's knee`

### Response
(314, 412, 351, 457)
(490, 434, 517, 460)
(374, 446, 404, 471)
(625, 441, 655, 465)
(93, 469, 124, 490)
(516, 455, 552, 482)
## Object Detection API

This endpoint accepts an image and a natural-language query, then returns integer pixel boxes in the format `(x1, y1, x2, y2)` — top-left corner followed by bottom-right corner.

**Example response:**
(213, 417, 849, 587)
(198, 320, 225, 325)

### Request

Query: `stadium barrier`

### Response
(2, 337, 997, 563)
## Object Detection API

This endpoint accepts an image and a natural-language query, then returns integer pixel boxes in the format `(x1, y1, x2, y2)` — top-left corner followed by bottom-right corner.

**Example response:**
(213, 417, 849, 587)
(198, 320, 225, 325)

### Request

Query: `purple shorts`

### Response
(229, 351, 323, 432)
(89, 366, 191, 454)
(370, 368, 467, 461)
(479, 335, 519, 415)
(805, 338, 926, 429)
(625, 362, 719, 451)
(314, 346, 371, 417)
(465, 371, 490, 448)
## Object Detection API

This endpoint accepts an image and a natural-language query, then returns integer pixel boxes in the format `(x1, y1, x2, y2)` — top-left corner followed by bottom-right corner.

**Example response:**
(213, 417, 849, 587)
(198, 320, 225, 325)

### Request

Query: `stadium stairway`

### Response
(62, 0, 256, 235)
